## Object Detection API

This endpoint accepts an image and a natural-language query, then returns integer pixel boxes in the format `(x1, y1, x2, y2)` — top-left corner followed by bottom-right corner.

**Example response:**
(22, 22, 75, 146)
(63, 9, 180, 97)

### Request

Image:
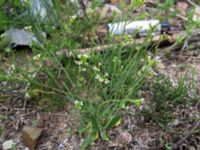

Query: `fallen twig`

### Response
(0, 90, 24, 99)
(163, 29, 200, 55)
(187, 0, 199, 7)
(56, 31, 188, 56)
(56, 34, 174, 56)
(56, 29, 200, 58)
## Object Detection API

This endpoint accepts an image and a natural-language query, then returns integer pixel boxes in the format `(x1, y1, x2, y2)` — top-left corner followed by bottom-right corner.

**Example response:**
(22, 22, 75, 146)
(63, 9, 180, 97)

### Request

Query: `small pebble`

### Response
(3, 140, 14, 150)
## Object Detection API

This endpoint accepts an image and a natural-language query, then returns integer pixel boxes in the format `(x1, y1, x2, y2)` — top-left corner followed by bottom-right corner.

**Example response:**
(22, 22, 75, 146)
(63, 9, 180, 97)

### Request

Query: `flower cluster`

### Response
(75, 54, 90, 72)
(75, 54, 110, 84)
(92, 66, 100, 72)
(95, 73, 110, 85)
(74, 100, 83, 110)
(33, 54, 41, 61)
(69, 15, 77, 24)
(24, 26, 32, 32)
(77, 54, 90, 59)
(76, 54, 90, 64)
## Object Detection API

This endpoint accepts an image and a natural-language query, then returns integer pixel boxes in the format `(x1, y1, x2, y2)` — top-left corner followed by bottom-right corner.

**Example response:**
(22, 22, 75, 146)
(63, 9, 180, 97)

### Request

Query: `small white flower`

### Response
(24, 26, 32, 31)
(95, 74, 104, 83)
(81, 67, 86, 72)
(74, 100, 83, 110)
(82, 54, 89, 59)
(95, 74, 101, 80)
(25, 93, 31, 99)
(33, 54, 41, 61)
(95, 73, 110, 84)
(92, 66, 100, 72)
(71, 15, 77, 20)
(11, 64, 15, 70)
(74, 100, 83, 105)
(99, 78, 104, 83)
(77, 54, 89, 59)
(77, 54, 81, 59)
(104, 79, 110, 84)
(75, 61, 82, 66)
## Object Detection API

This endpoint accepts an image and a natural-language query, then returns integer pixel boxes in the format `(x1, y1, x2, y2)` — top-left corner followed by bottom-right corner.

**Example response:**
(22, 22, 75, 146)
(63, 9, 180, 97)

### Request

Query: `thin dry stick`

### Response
(0, 103, 8, 110)
(187, 0, 199, 7)
(0, 90, 24, 99)
(56, 34, 173, 56)
(169, 8, 188, 21)
(163, 29, 200, 55)
(176, 13, 188, 21)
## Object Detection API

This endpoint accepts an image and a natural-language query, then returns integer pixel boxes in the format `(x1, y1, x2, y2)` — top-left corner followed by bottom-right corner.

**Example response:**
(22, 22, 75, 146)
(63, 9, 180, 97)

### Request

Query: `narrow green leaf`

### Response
(90, 115, 100, 131)
(128, 99, 143, 108)
(81, 132, 97, 150)
(105, 115, 120, 129)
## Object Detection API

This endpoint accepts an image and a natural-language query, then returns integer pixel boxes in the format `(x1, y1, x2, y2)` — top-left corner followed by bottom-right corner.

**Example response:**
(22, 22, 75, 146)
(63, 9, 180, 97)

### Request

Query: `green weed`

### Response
(144, 75, 190, 124)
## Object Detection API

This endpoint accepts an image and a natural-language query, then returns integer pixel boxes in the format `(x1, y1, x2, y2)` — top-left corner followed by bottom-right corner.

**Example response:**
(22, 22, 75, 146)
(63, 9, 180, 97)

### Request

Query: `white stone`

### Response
(3, 140, 14, 150)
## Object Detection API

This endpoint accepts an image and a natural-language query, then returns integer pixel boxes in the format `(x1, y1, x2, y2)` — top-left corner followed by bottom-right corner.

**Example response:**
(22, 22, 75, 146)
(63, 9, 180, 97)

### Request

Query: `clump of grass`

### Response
(22, 35, 154, 148)
(143, 75, 190, 124)
(153, 75, 189, 104)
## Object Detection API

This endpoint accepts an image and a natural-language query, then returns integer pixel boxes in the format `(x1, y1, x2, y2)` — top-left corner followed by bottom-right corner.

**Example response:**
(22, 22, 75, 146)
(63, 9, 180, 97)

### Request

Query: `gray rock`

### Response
(99, 4, 122, 20)
(2, 28, 42, 48)
(21, 0, 58, 26)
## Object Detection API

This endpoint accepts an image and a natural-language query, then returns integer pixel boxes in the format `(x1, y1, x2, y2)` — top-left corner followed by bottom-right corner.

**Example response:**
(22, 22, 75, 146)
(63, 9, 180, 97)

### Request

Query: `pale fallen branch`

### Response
(164, 29, 200, 54)
(56, 32, 185, 56)
(187, 0, 199, 7)
(56, 29, 200, 57)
